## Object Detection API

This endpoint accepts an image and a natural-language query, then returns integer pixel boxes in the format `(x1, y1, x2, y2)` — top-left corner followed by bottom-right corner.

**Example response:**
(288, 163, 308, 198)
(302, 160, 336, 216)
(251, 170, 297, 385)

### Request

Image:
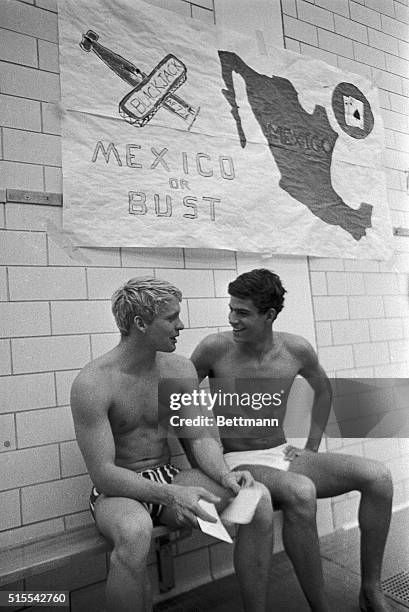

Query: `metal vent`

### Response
(383, 571, 409, 608)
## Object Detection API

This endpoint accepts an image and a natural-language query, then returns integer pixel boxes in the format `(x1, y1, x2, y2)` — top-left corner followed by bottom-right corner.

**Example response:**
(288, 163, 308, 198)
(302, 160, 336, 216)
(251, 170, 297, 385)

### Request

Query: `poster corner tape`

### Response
(46, 221, 92, 263)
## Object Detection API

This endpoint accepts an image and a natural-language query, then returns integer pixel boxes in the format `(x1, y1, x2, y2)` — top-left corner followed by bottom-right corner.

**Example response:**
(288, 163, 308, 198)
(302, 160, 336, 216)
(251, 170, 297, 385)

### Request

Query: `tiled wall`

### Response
(1, 0, 408, 608)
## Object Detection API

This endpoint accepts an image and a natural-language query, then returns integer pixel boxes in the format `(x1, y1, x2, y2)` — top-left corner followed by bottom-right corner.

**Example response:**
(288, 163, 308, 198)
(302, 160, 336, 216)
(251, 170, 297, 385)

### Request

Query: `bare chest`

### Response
(210, 349, 301, 384)
(109, 376, 159, 433)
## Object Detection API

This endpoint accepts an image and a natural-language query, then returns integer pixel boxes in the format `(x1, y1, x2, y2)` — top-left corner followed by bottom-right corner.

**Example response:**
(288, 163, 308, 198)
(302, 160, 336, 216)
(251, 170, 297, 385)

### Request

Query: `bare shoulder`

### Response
(193, 331, 232, 357)
(279, 332, 316, 361)
(157, 351, 197, 378)
(70, 354, 114, 415)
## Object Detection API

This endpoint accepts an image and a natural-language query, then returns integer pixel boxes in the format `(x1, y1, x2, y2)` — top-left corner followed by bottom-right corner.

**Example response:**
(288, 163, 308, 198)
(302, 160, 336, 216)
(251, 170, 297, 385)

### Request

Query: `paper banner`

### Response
(58, 0, 392, 259)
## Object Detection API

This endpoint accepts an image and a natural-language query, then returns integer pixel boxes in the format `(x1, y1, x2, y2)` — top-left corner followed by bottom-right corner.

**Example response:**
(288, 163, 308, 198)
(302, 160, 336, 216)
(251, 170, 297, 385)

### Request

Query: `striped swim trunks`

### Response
(89, 463, 181, 525)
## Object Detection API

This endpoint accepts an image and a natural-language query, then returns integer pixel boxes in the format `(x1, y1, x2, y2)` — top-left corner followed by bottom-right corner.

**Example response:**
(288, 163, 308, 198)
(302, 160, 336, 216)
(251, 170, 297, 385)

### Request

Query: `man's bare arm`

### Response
(298, 341, 332, 452)
(70, 370, 220, 522)
(190, 334, 219, 382)
(176, 361, 253, 493)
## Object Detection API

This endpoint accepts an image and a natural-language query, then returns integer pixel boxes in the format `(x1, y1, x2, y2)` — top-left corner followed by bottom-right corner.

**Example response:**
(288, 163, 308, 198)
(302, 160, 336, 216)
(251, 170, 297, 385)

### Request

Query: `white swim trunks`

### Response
(224, 443, 290, 472)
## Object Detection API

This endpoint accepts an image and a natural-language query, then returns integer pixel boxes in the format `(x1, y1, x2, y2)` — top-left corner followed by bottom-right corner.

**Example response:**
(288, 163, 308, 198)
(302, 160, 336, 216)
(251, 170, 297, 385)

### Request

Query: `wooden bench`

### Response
(0, 524, 188, 594)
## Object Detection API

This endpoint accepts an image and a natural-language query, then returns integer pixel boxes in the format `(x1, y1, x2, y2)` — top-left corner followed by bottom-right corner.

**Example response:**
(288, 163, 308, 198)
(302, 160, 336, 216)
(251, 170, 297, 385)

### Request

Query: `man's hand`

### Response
(284, 445, 317, 462)
(169, 485, 221, 527)
(220, 470, 254, 494)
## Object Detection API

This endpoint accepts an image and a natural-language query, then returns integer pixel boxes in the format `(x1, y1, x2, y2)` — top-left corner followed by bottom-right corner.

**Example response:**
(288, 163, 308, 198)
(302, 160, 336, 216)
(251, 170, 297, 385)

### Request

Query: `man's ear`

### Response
(133, 315, 147, 333)
(266, 308, 277, 322)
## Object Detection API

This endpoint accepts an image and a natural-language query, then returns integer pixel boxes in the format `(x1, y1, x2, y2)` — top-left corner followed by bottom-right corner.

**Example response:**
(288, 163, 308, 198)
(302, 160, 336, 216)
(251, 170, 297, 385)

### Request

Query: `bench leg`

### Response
(156, 535, 175, 593)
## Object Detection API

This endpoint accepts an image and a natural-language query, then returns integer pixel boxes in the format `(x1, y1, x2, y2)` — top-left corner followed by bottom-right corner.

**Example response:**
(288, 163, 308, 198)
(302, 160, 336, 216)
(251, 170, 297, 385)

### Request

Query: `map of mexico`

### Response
(219, 50, 373, 241)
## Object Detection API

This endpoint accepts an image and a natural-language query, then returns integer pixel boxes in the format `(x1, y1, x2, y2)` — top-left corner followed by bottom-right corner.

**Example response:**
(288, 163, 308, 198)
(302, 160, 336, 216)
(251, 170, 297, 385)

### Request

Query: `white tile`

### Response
(314, 0, 349, 16)
(318, 29, 354, 58)
(0, 339, 12, 375)
(55, 369, 79, 406)
(12, 335, 91, 373)
(188, 297, 229, 327)
(44, 166, 62, 192)
(121, 247, 183, 268)
(354, 41, 386, 68)
(0, 372, 55, 414)
(353, 341, 390, 367)
(383, 295, 409, 317)
(332, 319, 370, 344)
(313, 296, 349, 320)
(157, 269, 214, 298)
(3, 128, 61, 166)
(0, 413, 16, 453)
(86, 267, 153, 299)
(309, 258, 344, 271)
(0, 518, 64, 548)
(48, 240, 120, 267)
(0, 230, 47, 265)
(349, 296, 385, 318)
(350, 3, 381, 29)
(315, 321, 332, 346)
(0, 94, 41, 131)
(90, 333, 119, 359)
(16, 405, 75, 447)
(185, 248, 236, 269)
(0, 445, 60, 490)
(368, 27, 400, 55)
(369, 318, 404, 341)
(60, 440, 87, 477)
(41, 101, 61, 135)
(51, 301, 116, 334)
(0, 266, 8, 301)
(297, 1, 335, 30)
(5, 202, 62, 231)
(38, 40, 59, 72)
(0, 489, 21, 530)
(8, 266, 86, 300)
(0, 301, 51, 337)
(0, 27, 37, 67)
(318, 344, 354, 371)
(284, 15, 318, 46)
(327, 272, 364, 295)
(0, 160, 44, 191)
(0, 0, 58, 41)
(21, 475, 91, 523)
(213, 269, 233, 297)
(334, 14, 368, 43)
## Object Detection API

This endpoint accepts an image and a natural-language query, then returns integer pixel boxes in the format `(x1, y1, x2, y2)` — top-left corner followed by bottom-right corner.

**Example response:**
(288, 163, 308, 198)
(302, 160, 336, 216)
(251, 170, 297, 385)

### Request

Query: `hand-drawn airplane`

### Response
(80, 30, 200, 129)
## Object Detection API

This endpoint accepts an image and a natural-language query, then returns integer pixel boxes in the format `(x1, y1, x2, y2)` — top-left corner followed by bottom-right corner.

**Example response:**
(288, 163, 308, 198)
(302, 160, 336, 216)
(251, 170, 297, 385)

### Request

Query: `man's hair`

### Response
(228, 269, 286, 315)
(111, 277, 182, 335)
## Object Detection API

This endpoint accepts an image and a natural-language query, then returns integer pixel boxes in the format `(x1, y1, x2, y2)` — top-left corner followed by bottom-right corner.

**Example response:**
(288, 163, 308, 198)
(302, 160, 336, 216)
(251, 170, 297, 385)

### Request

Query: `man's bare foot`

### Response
(359, 588, 392, 612)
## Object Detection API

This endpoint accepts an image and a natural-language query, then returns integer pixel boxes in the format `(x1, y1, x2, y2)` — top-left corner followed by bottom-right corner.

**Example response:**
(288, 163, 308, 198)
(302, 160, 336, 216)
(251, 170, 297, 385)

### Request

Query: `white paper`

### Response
(58, 0, 392, 259)
(221, 487, 263, 525)
(197, 500, 233, 544)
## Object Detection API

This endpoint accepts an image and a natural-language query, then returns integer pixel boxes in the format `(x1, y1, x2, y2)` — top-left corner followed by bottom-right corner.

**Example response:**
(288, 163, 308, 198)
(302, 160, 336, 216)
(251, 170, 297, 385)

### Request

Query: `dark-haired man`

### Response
(191, 269, 393, 612)
(71, 276, 274, 612)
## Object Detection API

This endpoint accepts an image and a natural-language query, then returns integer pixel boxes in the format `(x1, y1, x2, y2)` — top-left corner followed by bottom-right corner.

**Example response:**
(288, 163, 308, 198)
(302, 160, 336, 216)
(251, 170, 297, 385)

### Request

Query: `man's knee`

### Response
(114, 513, 153, 569)
(252, 483, 274, 528)
(364, 460, 393, 496)
(284, 477, 317, 518)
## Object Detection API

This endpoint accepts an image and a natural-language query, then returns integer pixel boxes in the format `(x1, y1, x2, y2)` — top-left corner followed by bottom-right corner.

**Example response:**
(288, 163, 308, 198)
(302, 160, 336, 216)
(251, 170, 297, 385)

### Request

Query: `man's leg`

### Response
(290, 451, 393, 612)
(94, 496, 153, 612)
(236, 464, 329, 612)
(160, 469, 274, 612)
